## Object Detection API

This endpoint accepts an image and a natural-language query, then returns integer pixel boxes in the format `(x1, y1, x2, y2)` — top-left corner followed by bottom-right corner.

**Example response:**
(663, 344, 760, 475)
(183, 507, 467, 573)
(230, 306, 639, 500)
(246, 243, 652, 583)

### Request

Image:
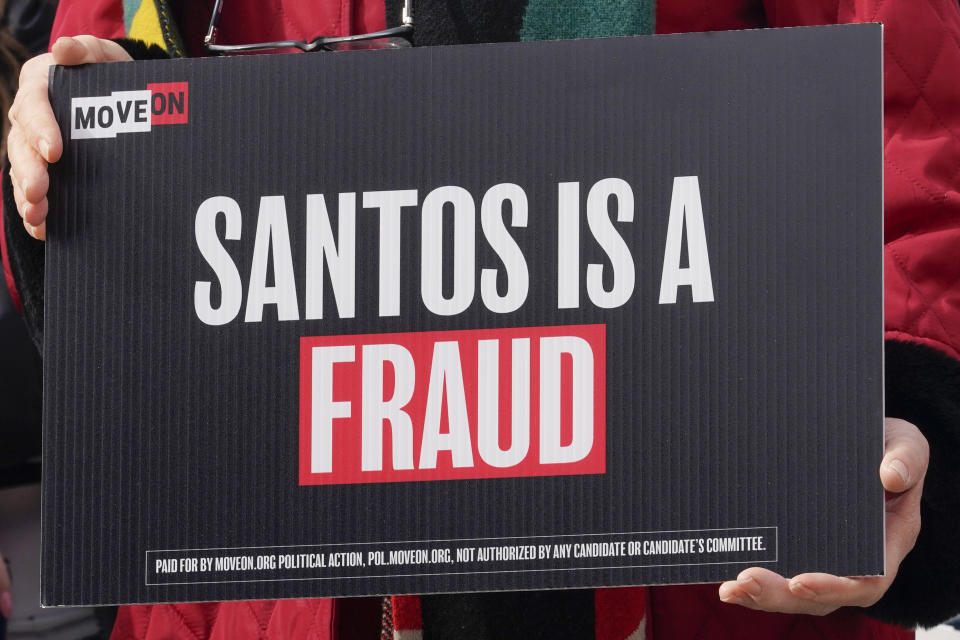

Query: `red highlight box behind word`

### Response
(299, 325, 606, 485)
(147, 82, 189, 125)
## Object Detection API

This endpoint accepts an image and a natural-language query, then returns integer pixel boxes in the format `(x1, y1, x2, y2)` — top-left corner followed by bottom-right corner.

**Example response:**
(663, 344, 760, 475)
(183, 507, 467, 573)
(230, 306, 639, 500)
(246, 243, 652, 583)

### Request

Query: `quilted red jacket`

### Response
(3, 0, 959, 638)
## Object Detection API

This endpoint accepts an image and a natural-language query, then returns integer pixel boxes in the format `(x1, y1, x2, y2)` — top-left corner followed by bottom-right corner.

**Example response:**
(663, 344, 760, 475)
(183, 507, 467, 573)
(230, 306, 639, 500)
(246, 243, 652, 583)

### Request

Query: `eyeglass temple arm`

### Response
(204, 0, 224, 46)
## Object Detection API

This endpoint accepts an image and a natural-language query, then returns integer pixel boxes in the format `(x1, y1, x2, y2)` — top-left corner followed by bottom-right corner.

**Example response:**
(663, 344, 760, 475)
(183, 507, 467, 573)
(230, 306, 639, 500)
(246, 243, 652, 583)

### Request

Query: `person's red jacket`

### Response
(3, 0, 958, 638)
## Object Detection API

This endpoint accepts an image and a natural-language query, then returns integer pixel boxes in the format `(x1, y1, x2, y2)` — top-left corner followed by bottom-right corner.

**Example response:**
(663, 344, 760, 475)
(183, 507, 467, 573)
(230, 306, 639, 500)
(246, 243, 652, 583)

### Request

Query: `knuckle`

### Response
(11, 85, 47, 125)
(74, 35, 98, 56)
(19, 108, 43, 132)
(6, 126, 21, 152)
(21, 110, 54, 139)
(91, 38, 107, 59)
(9, 145, 36, 175)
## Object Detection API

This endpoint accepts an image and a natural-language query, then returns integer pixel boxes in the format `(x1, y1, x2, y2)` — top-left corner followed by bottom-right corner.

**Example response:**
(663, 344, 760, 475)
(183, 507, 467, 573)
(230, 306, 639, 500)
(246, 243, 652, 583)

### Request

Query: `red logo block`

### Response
(147, 82, 189, 125)
(299, 325, 606, 485)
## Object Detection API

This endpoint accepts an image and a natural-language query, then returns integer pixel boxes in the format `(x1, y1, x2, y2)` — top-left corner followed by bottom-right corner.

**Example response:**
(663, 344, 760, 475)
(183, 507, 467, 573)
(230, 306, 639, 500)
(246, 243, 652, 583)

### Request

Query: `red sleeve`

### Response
(49, 0, 125, 47)
(760, 0, 960, 360)
(870, 0, 960, 361)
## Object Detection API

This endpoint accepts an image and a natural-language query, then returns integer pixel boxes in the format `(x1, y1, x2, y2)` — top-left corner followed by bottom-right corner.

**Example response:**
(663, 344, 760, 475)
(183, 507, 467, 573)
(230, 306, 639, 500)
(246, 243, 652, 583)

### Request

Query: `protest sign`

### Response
(43, 24, 883, 605)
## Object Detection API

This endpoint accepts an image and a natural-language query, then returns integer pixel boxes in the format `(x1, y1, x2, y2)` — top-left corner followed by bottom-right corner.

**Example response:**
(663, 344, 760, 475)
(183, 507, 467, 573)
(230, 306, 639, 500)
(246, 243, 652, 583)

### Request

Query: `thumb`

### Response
(50, 35, 133, 66)
(880, 417, 929, 494)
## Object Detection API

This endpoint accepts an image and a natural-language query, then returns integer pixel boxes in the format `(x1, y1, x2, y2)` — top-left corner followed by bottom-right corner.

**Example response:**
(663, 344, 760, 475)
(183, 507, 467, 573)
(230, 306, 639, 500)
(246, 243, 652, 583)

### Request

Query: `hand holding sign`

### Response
(718, 417, 928, 615)
(7, 36, 131, 241)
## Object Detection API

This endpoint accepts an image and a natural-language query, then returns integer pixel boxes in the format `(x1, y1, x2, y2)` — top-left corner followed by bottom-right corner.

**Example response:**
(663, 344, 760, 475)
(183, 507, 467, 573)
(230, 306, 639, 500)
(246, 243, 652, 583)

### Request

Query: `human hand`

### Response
(7, 36, 132, 241)
(717, 417, 928, 615)
(0, 551, 11, 619)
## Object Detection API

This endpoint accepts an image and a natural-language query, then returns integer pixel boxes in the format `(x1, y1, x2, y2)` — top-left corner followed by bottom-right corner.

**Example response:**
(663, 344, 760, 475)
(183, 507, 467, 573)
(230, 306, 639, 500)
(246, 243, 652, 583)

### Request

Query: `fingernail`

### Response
(888, 458, 909, 486)
(736, 574, 762, 597)
(1, 591, 13, 618)
(789, 580, 817, 599)
(719, 594, 745, 605)
(39, 139, 50, 160)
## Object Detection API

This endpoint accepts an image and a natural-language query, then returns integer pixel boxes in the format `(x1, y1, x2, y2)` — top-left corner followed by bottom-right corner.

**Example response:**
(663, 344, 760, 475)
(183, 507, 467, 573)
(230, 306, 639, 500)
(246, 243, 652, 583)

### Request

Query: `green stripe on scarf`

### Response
(519, 0, 655, 41)
(122, 0, 142, 32)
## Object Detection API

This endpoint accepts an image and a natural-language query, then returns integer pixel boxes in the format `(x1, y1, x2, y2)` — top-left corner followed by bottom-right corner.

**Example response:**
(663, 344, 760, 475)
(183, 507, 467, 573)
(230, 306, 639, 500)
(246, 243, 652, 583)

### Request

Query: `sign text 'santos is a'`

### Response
(192, 176, 714, 325)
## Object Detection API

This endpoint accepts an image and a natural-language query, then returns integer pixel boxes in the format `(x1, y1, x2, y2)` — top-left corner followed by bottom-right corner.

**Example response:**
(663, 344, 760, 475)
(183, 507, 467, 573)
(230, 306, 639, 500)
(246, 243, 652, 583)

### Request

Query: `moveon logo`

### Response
(71, 82, 188, 139)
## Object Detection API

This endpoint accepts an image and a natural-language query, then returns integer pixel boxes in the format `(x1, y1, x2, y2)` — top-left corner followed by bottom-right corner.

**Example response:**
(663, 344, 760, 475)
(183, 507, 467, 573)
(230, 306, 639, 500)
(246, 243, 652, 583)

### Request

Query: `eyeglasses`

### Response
(204, 0, 414, 53)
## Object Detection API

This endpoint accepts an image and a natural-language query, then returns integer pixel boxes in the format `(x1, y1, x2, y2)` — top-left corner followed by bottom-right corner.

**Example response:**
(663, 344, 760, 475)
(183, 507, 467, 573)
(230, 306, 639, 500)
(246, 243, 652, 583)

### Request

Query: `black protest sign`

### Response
(43, 24, 883, 606)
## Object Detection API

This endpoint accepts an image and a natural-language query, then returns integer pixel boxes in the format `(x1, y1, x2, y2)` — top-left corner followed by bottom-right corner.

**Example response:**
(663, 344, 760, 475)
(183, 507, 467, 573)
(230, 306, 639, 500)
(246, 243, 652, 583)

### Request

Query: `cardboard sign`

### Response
(43, 24, 884, 606)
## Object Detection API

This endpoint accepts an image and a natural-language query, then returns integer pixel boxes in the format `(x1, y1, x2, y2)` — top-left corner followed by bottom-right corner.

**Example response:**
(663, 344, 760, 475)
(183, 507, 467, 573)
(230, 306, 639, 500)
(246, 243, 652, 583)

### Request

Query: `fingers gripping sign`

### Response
(6, 36, 132, 241)
(717, 418, 929, 615)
